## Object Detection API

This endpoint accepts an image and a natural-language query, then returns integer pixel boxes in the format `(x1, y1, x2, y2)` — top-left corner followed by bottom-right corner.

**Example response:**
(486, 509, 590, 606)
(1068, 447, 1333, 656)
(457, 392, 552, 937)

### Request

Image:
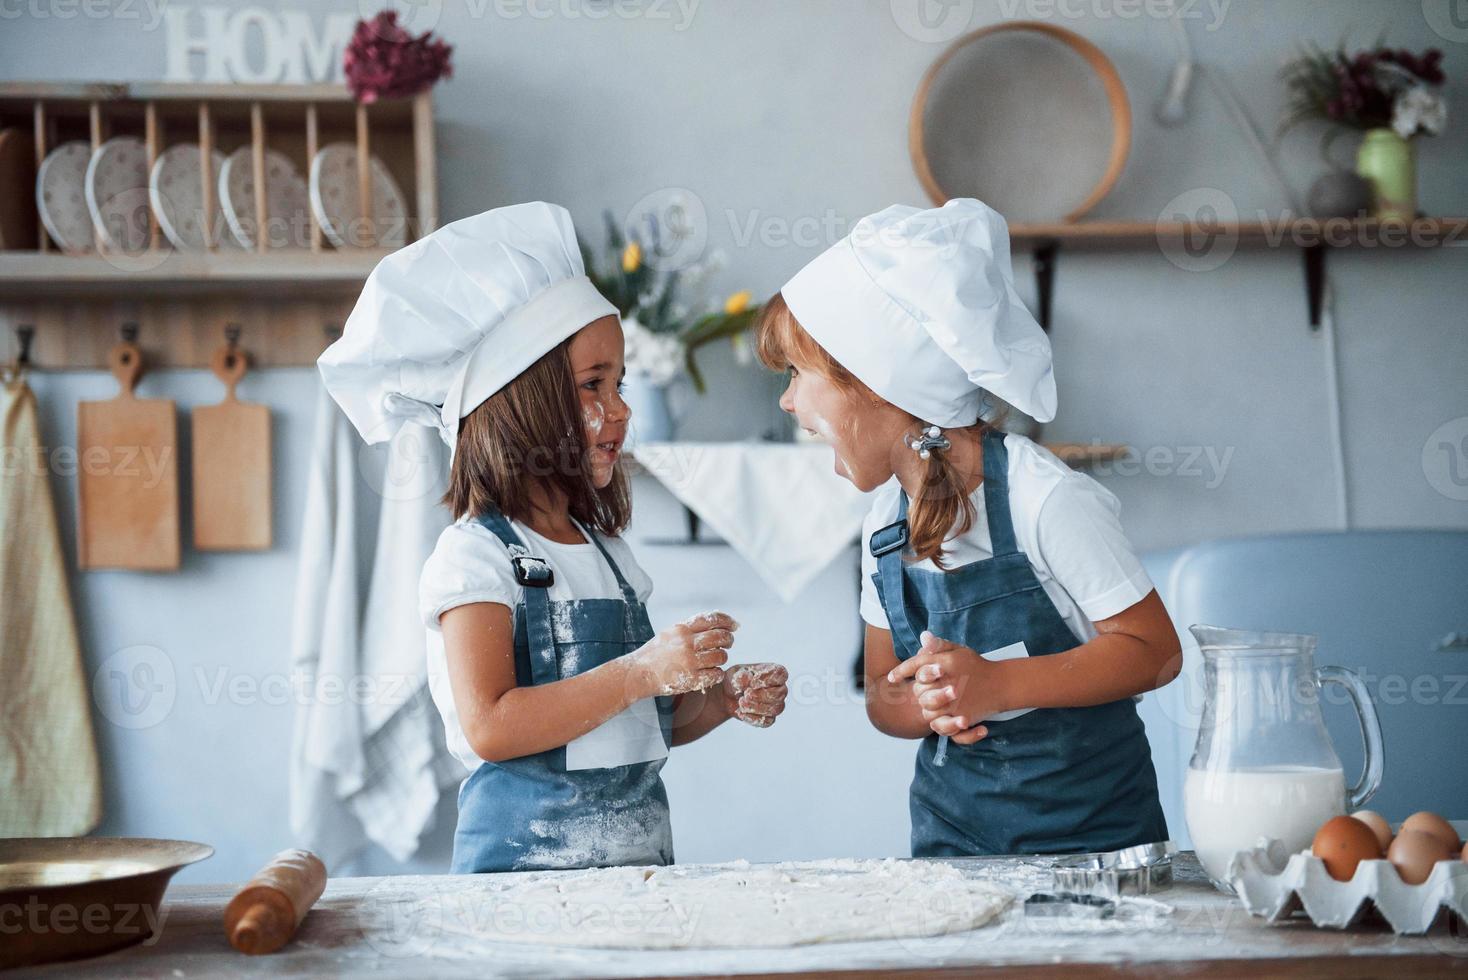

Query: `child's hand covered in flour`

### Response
(887, 631, 1000, 745)
(631, 612, 737, 697)
(719, 663, 789, 728)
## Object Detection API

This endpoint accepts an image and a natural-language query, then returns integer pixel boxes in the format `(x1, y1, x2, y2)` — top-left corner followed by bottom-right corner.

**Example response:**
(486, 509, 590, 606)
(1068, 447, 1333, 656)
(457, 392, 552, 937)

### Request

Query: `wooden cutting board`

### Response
(76, 340, 180, 570)
(191, 342, 271, 550)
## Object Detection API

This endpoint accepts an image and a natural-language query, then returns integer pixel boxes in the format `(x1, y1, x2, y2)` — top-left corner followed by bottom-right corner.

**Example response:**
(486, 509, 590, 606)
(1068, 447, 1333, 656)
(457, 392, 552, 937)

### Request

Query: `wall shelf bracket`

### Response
(1304, 242, 1328, 331)
(1033, 240, 1060, 331)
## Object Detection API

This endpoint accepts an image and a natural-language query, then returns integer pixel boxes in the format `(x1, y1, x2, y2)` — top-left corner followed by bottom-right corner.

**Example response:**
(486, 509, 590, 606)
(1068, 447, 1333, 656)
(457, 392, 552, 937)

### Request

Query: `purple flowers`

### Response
(343, 11, 454, 105)
(1287, 45, 1446, 131)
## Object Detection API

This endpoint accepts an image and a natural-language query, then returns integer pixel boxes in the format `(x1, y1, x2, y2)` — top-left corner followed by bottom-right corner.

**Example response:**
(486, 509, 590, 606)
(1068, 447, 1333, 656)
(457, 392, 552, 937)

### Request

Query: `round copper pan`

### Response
(0, 837, 213, 970)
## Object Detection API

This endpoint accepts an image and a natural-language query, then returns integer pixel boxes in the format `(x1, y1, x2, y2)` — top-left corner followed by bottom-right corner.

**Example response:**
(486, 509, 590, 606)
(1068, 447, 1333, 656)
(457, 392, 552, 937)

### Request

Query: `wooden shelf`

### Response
(0, 79, 438, 367)
(1045, 442, 1129, 467)
(0, 250, 389, 298)
(0, 81, 410, 115)
(627, 440, 1131, 546)
(626, 441, 1130, 470)
(1009, 216, 1468, 249)
(1006, 217, 1466, 330)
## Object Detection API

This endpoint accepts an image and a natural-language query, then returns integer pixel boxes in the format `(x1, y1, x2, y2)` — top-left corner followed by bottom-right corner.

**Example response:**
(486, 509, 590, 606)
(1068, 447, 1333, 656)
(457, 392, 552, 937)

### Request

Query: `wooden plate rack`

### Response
(0, 81, 438, 368)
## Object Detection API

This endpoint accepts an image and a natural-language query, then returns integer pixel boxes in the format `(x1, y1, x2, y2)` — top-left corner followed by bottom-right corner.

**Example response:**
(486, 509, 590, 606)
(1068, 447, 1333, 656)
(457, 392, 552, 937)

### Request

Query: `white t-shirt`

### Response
(860, 434, 1153, 646)
(420, 517, 654, 771)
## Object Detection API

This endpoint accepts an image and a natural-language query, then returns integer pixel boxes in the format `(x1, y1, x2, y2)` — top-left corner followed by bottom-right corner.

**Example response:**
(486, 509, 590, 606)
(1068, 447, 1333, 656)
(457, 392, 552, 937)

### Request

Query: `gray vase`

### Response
(623, 371, 675, 446)
(1307, 171, 1373, 219)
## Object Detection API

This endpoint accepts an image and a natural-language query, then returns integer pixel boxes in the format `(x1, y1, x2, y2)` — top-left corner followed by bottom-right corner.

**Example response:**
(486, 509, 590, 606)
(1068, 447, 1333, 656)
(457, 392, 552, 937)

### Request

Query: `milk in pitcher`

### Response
(1184, 765, 1345, 885)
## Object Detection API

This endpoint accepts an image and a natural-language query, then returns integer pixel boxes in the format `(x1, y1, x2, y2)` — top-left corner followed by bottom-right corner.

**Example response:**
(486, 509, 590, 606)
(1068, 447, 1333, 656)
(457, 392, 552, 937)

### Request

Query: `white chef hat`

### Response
(318, 202, 617, 447)
(780, 198, 1056, 427)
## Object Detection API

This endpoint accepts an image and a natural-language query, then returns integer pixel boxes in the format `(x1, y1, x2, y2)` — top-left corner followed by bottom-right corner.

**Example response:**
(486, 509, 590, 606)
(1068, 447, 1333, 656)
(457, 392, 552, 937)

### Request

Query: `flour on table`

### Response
(425, 858, 1013, 949)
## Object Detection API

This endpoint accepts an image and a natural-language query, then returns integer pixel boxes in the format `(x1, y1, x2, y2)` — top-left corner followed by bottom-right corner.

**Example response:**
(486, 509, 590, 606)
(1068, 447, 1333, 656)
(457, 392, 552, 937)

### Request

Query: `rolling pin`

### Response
(224, 849, 327, 955)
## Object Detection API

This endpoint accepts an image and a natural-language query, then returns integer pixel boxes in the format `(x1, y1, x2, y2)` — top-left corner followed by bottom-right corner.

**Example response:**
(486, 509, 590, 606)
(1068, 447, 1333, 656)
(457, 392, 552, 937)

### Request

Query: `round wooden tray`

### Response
(909, 21, 1132, 223)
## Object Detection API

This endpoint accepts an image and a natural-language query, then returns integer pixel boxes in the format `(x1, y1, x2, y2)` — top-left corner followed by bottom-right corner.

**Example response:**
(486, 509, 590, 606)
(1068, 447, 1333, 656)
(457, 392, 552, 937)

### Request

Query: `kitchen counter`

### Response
(14, 854, 1466, 978)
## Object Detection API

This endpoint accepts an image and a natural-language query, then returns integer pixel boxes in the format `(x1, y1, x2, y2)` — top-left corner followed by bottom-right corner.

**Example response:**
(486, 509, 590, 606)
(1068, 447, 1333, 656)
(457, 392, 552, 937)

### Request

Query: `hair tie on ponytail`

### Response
(906, 425, 952, 460)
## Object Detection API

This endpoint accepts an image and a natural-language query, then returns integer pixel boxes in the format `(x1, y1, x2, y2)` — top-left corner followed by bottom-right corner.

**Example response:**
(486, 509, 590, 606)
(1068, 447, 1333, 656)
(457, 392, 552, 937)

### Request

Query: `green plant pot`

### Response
(1355, 128, 1416, 221)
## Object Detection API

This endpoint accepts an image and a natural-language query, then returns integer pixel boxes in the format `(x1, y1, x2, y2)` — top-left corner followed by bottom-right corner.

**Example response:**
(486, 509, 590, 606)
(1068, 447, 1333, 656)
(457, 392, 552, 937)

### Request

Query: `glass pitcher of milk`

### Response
(1183, 625, 1384, 891)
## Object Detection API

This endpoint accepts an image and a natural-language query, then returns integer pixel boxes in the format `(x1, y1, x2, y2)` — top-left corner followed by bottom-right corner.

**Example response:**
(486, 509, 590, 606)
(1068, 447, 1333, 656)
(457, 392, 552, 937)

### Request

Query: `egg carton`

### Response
(1228, 839, 1468, 934)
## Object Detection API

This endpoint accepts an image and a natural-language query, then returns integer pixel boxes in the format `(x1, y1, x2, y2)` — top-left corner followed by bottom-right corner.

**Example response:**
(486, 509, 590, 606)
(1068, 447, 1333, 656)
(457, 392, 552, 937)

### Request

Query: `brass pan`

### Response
(0, 837, 213, 970)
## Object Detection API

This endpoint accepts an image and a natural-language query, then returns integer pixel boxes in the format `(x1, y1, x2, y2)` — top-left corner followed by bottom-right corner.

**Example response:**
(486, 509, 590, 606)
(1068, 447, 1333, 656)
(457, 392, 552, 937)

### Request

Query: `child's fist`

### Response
(630, 611, 737, 697)
(721, 663, 789, 728)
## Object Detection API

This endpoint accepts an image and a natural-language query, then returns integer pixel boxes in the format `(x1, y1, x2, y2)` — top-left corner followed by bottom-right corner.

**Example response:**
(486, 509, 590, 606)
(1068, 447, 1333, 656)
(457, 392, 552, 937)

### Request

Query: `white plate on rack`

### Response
(36, 140, 96, 252)
(149, 144, 238, 252)
(85, 136, 152, 252)
(218, 147, 311, 249)
(309, 142, 408, 249)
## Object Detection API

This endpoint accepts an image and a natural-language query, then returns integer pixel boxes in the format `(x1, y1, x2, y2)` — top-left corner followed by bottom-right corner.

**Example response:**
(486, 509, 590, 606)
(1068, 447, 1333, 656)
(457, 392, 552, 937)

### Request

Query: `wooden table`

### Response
(14, 854, 1467, 977)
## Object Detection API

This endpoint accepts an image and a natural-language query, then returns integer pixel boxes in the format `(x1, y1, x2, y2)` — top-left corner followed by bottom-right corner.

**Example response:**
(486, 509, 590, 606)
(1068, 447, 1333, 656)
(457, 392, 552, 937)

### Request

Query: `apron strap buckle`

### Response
(869, 520, 909, 558)
(512, 555, 555, 588)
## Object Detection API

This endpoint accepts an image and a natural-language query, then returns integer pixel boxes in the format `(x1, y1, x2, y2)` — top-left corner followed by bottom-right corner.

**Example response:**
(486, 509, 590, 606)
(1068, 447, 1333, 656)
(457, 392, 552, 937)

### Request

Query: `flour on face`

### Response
(582, 402, 606, 437)
(809, 411, 854, 477)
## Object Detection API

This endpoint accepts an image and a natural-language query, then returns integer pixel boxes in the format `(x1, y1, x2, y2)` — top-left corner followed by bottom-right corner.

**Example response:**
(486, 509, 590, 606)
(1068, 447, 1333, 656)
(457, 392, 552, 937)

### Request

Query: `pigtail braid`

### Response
(906, 424, 988, 568)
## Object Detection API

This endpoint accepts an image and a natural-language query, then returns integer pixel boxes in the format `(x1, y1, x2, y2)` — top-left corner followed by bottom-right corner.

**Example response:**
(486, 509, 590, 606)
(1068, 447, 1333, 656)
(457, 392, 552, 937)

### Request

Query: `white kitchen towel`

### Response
(289, 386, 367, 866)
(351, 422, 459, 860)
(632, 442, 873, 602)
(288, 389, 457, 867)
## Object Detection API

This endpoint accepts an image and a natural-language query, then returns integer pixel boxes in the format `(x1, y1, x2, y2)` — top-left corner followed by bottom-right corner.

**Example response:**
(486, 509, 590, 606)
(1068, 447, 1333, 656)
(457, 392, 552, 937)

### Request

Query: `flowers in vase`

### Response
(1392, 86, 1447, 140)
(1281, 43, 1447, 139)
(582, 210, 761, 392)
(622, 316, 684, 387)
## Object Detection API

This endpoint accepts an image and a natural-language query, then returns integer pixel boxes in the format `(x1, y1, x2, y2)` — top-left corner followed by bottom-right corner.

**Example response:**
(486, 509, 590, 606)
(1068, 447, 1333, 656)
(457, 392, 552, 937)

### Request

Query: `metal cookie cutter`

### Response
(1049, 841, 1176, 898)
(1024, 891, 1117, 919)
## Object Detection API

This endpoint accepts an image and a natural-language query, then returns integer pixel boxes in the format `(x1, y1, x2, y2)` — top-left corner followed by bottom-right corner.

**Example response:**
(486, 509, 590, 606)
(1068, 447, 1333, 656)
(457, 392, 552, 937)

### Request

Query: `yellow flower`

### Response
(723, 290, 752, 315)
(621, 241, 642, 273)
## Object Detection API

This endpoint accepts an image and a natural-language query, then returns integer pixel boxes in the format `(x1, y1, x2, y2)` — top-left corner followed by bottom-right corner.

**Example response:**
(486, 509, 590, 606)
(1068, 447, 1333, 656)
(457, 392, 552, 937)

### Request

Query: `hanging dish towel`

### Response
(349, 421, 460, 861)
(632, 441, 873, 602)
(288, 386, 367, 866)
(0, 376, 102, 836)
(288, 389, 457, 867)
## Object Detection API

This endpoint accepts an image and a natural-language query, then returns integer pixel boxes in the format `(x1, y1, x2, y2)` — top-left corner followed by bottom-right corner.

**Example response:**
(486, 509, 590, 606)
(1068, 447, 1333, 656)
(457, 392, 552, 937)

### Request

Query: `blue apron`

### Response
(870, 431, 1168, 856)
(450, 508, 675, 873)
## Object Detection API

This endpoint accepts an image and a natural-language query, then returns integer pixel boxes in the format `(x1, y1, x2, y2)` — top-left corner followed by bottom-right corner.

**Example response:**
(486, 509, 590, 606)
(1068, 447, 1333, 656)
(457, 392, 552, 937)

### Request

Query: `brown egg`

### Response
(1312, 815, 1384, 881)
(1387, 829, 1452, 885)
(1400, 811, 1462, 852)
(1463, 840, 1468, 864)
(1349, 810, 1393, 852)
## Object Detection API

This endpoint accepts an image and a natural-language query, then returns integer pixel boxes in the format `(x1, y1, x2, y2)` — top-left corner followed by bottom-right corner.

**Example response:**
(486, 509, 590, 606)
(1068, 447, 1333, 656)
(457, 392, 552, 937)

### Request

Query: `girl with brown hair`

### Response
(756, 199, 1178, 857)
(321, 203, 787, 873)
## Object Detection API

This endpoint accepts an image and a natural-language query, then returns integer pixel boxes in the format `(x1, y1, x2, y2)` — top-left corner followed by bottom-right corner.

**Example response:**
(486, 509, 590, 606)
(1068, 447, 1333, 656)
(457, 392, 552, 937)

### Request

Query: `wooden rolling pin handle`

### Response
(224, 849, 326, 956)
(231, 903, 286, 955)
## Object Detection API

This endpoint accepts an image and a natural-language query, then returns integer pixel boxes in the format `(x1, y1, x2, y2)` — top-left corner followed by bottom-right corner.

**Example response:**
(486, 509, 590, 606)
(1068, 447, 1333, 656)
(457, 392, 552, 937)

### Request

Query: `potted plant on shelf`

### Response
(582, 211, 760, 444)
(1281, 43, 1447, 220)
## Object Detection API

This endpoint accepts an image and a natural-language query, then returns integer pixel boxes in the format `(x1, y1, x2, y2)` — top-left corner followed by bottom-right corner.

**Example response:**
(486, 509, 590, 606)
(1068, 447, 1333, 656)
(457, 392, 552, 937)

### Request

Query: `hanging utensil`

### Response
(2, 324, 33, 383)
(192, 324, 271, 551)
(76, 323, 180, 570)
(909, 21, 1131, 223)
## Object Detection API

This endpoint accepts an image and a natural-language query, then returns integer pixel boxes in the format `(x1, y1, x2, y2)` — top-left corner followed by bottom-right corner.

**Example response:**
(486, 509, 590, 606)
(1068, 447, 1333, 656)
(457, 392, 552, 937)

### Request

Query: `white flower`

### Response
(622, 316, 684, 387)
(1393, 87, 1447, 139)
